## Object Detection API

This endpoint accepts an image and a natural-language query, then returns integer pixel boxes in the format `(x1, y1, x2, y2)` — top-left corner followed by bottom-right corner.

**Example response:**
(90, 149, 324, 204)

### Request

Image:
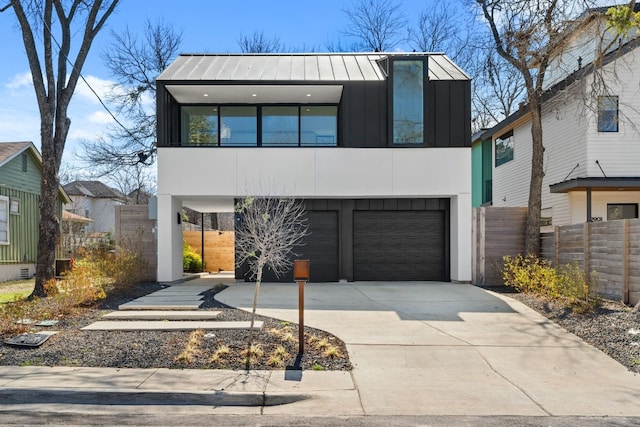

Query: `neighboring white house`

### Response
(63, 181, 126, 234)
(155, 53, 472, 283)
(474, 10, 640, 227)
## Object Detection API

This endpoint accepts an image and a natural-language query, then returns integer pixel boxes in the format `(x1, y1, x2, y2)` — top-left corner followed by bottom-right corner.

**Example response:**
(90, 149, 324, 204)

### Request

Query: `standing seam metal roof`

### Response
(157, 53, 469, 82)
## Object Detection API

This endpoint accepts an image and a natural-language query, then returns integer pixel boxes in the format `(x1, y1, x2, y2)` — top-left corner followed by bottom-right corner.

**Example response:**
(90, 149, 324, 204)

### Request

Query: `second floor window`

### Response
(598, 96, 618, 132)
(180, 105, 337, 147)
(495, 130, 514, 167)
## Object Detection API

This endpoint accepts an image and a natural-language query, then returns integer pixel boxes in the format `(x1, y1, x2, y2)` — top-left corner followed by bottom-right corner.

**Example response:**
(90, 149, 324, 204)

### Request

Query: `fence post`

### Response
(623, 219, 630, 304)
(553, 225, 559, 267)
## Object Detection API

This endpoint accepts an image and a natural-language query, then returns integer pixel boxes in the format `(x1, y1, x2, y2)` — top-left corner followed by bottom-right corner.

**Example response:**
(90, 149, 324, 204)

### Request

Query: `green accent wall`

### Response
(472, 143, 483, 207)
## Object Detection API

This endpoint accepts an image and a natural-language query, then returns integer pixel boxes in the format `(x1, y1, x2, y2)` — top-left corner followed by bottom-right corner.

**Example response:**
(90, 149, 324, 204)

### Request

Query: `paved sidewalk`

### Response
(1, 280, 639, 418)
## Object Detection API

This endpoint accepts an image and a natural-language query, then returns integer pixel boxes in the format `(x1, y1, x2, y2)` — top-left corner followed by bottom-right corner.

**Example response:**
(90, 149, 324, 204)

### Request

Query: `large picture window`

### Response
(392, 60, 424, 144)
(598, 96, 618, 132)
(0, 196, 8, 245)
(180, 105, 338, 147)
(495, 130, 514, 167)
(301, 106, 337, 146)
(181, 106, 219, 146)
(262, 106, 298, 146)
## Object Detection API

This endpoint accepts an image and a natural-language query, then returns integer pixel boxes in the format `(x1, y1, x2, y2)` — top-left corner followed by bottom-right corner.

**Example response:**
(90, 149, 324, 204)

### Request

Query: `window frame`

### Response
(597, 95, 619, 132)
(389, 57, 427, 146)
(0, 195, 9, 245)
(495, 130, 514, 167)
(179, 104, 339, 147)
(607, 203, 638, 221)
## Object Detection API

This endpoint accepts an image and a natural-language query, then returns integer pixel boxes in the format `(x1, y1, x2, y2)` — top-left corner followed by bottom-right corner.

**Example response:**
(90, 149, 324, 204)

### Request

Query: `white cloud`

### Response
(87, 110, 115, 125)
(74, 75, 116, 104)
(6, 72, 32, 90)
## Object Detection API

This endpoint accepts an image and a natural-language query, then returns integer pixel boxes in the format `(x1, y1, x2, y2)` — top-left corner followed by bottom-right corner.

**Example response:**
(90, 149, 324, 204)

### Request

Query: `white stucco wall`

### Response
(156, 147, 472, 283)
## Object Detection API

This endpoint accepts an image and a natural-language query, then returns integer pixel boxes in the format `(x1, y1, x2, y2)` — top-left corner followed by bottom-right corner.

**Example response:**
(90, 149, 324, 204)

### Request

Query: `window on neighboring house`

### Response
(598, 96, 618, 132)
(495, 130, 514, 167)
(0, 196, 9, 244)
(22, 153, 27, 172)
(10, 199, 19, 215)
(180, 105, 338, 147)
(607, 203, 638, 221)
(181, 106, 219, 146)
(392, 59, 424, 144)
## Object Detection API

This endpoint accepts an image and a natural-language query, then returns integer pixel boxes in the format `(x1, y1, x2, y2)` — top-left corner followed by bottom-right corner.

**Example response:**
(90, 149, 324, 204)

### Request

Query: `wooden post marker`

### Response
(293, 260, 310, 355)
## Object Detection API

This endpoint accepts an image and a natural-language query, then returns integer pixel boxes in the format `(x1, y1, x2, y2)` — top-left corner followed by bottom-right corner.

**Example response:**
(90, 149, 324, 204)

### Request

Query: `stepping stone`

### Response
(102, 310, 221, 320)
(130, 295, 204, 302)
(118, 302, 203, 311)
(81, 320, 263, 331)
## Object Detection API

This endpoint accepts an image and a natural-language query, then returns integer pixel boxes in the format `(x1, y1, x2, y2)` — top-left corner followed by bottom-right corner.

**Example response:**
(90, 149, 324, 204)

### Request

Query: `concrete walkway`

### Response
(216, 281, 640, 417)
(1, 279, 639, 418)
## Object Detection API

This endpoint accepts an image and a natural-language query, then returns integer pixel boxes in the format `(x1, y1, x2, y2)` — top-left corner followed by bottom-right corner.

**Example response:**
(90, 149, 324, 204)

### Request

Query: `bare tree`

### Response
(4, 0, 119, 297)
(234, 197, 309, 349)
(342, 0, 406, 51)
(237, 30, 283, 53)
(79, 19, 182, 177)
(476, 0, 599, 256)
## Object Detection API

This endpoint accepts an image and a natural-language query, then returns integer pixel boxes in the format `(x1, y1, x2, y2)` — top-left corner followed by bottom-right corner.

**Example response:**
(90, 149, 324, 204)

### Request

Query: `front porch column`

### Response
(157, 194, 183, 283)
(450, 193, 472, 283)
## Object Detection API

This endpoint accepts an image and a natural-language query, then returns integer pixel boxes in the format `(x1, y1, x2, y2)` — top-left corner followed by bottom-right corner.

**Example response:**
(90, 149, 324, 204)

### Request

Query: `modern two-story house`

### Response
(156, 53, 471, 283)
(472, 9, 640, 227)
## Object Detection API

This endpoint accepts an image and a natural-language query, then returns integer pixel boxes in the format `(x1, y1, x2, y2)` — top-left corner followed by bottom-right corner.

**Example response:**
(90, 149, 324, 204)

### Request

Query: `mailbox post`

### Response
(293, 260, 310, 355)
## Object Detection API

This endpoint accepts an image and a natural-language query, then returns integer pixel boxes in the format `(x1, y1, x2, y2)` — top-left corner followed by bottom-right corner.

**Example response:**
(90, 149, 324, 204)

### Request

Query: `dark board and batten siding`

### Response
(156, 78, 470, 149)
(237, 198, 450, 283)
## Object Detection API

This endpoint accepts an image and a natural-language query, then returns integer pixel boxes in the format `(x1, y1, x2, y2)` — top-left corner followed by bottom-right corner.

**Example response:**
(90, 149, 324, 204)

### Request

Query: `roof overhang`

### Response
(549, 177, 640, 193)
(165, 84, 343, 104)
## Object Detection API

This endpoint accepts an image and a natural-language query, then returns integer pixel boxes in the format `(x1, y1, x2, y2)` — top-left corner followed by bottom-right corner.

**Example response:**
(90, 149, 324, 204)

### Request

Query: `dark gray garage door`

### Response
(261, 211, 339, 282)
(353, 210, 445, 281)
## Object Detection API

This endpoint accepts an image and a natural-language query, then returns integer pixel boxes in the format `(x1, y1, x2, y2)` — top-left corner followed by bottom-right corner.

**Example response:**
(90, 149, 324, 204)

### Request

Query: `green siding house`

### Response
(0, 142, 69, 281)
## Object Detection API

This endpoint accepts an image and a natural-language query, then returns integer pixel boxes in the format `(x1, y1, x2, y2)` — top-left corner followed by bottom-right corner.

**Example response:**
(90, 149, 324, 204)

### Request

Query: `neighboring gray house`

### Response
(63, 181, 125, 234)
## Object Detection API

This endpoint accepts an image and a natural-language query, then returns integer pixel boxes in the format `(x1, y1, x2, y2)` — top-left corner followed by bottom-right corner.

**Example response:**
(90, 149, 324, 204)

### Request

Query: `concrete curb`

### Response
(0, 387, 310, 407)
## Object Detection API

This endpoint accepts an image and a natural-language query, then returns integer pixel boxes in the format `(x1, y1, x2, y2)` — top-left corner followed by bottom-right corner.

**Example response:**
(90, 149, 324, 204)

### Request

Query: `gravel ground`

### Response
(1, 282, 639, 373)
(0, 282, 351, 371)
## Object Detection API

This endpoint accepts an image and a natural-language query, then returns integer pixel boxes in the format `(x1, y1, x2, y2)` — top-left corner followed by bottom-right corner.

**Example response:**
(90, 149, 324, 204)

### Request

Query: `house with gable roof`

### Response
(155, 52, 472, 283)
(63, 180, 126, 234)
(472, 6, 640, 227)
(0, 141, 69, 281)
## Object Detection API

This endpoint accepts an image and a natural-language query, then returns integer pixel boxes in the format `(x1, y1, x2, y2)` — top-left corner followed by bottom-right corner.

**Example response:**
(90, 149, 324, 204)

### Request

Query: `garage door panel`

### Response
(260, 211, 339, 283)
(354, 210, 445, 281)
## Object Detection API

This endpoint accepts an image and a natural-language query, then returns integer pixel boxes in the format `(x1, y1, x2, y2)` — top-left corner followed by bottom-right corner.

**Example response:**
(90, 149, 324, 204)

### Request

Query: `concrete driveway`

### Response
(216, 281, 640, 417)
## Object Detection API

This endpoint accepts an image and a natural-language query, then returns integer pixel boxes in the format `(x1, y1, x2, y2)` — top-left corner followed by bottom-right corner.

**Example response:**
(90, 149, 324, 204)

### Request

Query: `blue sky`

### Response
(0, 0, 444, 168)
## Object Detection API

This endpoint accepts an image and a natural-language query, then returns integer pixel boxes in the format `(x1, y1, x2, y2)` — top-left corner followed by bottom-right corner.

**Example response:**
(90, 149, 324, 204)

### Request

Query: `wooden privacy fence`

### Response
(114, 205, 157, 282)
(183, 230, 235, 272)
(472, 207, 527, 287)
(541, 219, 640, 305)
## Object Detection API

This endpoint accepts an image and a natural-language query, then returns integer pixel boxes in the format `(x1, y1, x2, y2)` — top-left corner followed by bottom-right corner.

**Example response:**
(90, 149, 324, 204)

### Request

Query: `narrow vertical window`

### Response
(0, 196, 9, 244)
(598, 96, 618, 132)
(392, 60, 424, 144)
(22, 153, 27, 172)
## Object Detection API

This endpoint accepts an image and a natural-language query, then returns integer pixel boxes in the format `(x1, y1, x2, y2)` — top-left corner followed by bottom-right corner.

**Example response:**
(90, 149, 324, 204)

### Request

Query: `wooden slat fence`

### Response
(472, 207, 527, 287)
(541, 218, 640, 305)
(183, 231, 234, 272)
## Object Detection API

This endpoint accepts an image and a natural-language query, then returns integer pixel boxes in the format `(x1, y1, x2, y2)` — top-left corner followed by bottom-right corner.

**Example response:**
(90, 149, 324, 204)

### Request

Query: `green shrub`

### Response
(502, 255, 599, 311)
(183, 242, 203, 272)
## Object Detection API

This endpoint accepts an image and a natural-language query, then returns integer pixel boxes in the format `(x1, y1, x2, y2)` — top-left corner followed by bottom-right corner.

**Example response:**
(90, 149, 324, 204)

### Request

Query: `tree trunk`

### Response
(31, 127, 65, 298)
(247, 263, 264, 347)
(525, 99, 544, 256)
